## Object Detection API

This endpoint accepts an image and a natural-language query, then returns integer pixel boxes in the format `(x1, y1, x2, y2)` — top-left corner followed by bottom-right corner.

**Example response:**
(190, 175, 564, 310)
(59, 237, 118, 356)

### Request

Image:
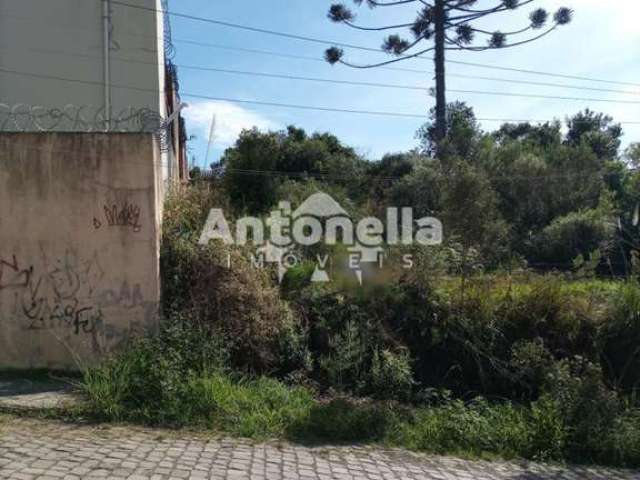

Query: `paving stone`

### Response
(0, 418, 638, 480)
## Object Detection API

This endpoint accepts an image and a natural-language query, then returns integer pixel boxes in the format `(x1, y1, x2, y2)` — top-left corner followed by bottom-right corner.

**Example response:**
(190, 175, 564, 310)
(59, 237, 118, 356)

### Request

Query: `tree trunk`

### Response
(433, 0, 447, 149)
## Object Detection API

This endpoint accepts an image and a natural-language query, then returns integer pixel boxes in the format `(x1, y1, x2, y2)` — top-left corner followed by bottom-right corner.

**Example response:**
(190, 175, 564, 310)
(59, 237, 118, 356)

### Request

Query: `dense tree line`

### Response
(204, 105, 639, 274)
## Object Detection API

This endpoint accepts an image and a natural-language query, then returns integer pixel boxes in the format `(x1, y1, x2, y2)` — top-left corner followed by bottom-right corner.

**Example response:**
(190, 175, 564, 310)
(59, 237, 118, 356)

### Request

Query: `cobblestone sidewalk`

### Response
(0, 418, 638, 480)
(0, 379, 78, 411)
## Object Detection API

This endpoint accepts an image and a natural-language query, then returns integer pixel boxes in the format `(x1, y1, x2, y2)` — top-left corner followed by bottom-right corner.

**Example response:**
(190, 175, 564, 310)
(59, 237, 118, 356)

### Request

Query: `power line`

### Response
(107, 0, 382, 53)
(1, 143, 636, 184)
(0, 66, 420, 119)
(448, 89, 640, 105)
(2, 141, 636, 183)
(0, 145, 638, 183)
(19, 45, 640, 98)
(168, 67, 640, 103)
(216, 167, 640, 183)
(1, 61, 639, 119)
(104, 0, 640, 88)
(447, 74, 640, 97)
(0, 11, 361, 64)
(2, 67, 640, 125)
(3, 12, 639, 96)
(446, 59, 640, 88)
(172, 64, 640, 103)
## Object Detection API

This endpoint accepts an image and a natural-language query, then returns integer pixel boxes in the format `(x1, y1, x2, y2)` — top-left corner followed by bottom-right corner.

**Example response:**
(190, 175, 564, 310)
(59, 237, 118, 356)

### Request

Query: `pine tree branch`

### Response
(447, 0, 534, 20)
(384, 36, 428, 55)
(338, 46, 436, 68)
(445, 33, 477, 49)
(447, 25, 557, 51)
(446, 0, 534, 15)
(445, 9, 535, 29)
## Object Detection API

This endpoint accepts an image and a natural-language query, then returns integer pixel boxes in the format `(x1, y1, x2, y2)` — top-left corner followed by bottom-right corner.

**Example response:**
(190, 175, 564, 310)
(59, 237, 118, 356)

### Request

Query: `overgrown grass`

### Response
(392, 396, 563, 461)
(80, 347, 640, 468)
(186, 374, 313, 437)
(77, 272, 640, 468)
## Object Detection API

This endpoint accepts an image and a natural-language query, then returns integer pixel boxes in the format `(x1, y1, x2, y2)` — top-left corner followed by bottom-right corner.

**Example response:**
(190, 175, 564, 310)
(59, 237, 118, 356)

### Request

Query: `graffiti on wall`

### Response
(95, 280, 145, 310)
(0, 133, 162, 366)
(15, 250, 106, 334)
(0, 250, 156, 337)
(94, 202, 142, 232)
(0, 255, 33, 290)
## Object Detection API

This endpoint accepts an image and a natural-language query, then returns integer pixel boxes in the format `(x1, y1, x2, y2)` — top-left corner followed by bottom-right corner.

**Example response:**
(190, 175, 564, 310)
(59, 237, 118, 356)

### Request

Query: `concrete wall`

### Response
(0, 133, 161, 370)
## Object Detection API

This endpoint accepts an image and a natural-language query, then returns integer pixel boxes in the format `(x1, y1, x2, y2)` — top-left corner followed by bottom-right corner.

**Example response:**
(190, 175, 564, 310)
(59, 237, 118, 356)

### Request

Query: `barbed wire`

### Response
(161, 0, 176, 60)
(0, 103, 159, 132)
(0, 103, 175, 152)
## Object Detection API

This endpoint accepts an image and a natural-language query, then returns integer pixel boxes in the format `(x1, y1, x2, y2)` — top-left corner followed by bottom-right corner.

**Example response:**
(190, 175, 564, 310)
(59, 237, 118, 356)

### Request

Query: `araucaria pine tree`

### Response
(325, 0, 573, 146)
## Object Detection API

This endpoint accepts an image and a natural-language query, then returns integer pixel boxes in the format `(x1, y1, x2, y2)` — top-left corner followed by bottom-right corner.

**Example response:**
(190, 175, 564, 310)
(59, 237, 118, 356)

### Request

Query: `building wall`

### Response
(0, 0, 164, 123)
(0, 0, 180, 191)
(0, 133, 161, 370)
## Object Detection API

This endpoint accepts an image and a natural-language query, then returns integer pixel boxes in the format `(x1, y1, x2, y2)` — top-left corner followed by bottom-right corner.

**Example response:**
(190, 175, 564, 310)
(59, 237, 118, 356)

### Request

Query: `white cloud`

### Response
(183, 101, 279, 148)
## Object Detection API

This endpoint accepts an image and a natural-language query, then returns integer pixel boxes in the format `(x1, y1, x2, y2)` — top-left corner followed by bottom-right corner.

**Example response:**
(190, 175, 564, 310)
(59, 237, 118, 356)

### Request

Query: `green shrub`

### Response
(304, 285, 419, 400)
(499, 277, 599, 362)
(317, 318, 371, 393)
(146, 183, 640, 467)
(543, 356, 623, 461)
(82, 354, 133, 422)
(161, 184, 229, 313)
(160, 186, 309, 374)
(600, 281, 640, 392)
(527, 395, 567, 461)
(280, 261, 316, 295)
(529, 203, 615, 266)
(602, 409, 640, 467)
(509, 339, 555, 399)
(82, 320, 229, 424)
(370, 349, 414, 402)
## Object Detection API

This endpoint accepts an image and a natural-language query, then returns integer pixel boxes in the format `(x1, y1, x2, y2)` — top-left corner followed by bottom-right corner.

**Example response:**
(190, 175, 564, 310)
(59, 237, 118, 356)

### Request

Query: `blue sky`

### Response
(170, 1, 640, 168)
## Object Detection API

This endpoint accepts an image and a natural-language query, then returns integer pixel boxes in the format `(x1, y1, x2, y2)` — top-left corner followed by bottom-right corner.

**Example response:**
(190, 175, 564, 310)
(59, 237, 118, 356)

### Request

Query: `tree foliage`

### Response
(220, 126, 365, 213)
(216, 104, 636, 273)
(325, 0, 573, 64)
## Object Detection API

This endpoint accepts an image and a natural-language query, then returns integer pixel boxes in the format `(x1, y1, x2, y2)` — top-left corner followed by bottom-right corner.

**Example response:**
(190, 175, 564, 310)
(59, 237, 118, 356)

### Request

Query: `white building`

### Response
(0, 0, 187, 185)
